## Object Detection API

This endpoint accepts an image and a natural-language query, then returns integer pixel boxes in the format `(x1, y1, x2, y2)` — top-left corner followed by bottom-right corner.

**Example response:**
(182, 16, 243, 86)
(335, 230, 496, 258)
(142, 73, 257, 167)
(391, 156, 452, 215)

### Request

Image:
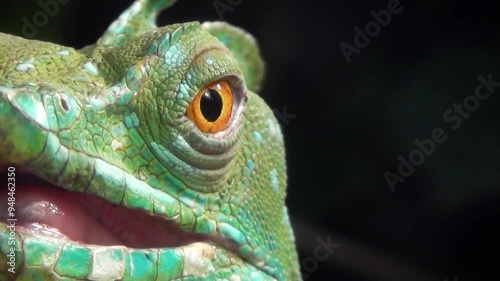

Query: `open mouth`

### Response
(0, 170, 210, 248)
(0, 167, 268, 279)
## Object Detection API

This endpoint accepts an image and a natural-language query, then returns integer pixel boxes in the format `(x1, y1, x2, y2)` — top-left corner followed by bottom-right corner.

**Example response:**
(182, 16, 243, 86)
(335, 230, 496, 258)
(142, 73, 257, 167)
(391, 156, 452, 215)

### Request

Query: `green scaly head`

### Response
(0, 0, 301, 280)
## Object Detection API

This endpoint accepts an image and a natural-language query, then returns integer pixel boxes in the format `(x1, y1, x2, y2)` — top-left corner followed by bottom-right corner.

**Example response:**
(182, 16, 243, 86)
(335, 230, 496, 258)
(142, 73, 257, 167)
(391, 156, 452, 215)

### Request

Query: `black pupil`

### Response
(200, 89, 223, 122)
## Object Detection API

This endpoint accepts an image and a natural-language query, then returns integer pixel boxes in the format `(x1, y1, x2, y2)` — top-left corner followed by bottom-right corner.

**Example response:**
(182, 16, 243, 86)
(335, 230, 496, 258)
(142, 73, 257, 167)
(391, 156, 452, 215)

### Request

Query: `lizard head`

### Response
(0, 1, 300, 280)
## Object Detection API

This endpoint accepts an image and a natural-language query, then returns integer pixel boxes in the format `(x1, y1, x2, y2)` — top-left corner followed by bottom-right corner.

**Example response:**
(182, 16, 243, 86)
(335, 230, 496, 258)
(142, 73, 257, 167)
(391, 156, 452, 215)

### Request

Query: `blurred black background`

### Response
(2, 0, 500, 280)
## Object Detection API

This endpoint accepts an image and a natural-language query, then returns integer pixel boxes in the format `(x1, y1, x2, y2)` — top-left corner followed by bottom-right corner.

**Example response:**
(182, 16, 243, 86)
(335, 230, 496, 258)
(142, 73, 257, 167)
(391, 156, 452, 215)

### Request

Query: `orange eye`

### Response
(186, 80, 233, 133)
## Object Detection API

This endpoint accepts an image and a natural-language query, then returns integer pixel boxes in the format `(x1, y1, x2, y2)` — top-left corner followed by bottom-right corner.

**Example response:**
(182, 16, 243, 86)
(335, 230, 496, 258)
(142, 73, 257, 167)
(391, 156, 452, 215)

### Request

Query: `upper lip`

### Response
(1, 170, 223, 249)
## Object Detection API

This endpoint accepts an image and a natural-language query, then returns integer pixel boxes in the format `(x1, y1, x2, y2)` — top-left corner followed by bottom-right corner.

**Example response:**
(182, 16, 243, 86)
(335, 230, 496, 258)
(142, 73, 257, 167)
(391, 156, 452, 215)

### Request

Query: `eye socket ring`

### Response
(186, 80, 234, 133)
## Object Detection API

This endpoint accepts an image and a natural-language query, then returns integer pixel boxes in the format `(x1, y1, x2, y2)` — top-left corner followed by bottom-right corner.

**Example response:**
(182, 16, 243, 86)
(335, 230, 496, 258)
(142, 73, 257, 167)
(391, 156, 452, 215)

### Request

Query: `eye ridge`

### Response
(200, 88, 223, 122)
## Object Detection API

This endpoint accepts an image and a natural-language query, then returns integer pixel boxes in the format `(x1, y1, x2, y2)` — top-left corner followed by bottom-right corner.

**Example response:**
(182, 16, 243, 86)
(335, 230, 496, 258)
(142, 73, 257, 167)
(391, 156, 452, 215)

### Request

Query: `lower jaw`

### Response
(0, 225, 220, 280)
(0, 183, 223, 279)
(0, 226, 278, 281)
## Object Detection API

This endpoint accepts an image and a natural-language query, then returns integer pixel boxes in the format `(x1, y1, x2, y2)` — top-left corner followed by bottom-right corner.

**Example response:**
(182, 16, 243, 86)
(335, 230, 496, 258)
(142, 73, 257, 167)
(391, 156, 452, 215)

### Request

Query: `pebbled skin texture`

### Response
(0, 0, 301, 280)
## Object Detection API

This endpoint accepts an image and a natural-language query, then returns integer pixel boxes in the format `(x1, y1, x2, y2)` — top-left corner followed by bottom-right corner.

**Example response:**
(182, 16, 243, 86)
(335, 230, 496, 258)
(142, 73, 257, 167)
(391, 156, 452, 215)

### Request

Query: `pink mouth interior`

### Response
(0, 183, 206, 248)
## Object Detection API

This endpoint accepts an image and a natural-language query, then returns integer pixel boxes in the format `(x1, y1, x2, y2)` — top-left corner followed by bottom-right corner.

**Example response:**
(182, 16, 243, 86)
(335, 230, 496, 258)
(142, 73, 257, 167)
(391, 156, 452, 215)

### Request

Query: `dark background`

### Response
(2, 0, 500, 280)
